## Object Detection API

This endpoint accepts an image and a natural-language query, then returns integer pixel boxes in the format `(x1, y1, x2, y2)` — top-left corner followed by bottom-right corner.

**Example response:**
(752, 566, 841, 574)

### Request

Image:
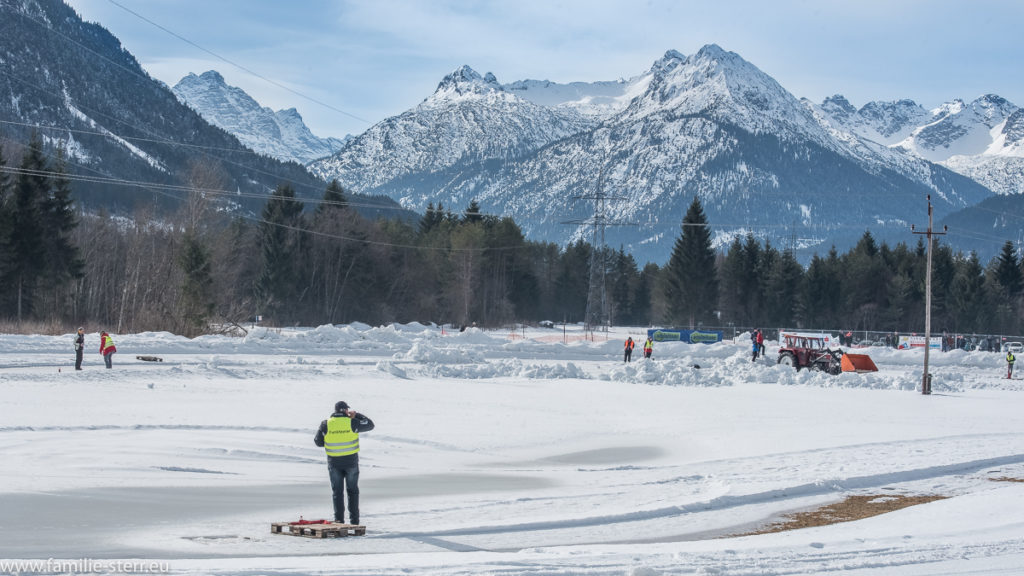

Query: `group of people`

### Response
(73, 328, 117, 369)
(623, 336, 654, 362)
(750, 329, 765, 362)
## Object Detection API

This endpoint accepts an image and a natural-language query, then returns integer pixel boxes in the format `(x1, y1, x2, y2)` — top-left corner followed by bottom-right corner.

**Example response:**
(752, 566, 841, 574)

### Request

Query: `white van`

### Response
(1005, 342, 1024, 354)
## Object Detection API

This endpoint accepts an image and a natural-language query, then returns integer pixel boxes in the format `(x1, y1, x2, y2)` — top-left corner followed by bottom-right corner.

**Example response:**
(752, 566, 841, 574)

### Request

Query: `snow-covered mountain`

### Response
(0, 0, 335, 214)
(818, 94, 1024, 195)
(173, 71, 348, 165)
(307, 66, 597, 193)
(311, 45, 993, 262)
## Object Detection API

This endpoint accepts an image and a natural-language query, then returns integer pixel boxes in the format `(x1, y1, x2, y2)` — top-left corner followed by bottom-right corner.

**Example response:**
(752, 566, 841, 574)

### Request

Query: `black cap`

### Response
(335, 401, 349, 412)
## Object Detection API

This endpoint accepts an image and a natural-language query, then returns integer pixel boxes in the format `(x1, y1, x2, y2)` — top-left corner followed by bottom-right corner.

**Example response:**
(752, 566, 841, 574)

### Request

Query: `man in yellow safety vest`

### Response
(314, 400, 375, 525)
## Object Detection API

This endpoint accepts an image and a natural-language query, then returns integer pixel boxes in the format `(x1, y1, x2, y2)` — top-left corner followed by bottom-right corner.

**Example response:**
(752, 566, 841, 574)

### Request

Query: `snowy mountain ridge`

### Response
(817, 93, 1024, 194)
(307, 66, 597, 194)
(172, 71, 348, 165)
(308, 44, 994, 262)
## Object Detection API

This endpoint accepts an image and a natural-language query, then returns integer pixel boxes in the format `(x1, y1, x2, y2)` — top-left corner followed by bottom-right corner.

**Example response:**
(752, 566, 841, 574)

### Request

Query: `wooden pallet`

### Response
(271, 522, 366, 538)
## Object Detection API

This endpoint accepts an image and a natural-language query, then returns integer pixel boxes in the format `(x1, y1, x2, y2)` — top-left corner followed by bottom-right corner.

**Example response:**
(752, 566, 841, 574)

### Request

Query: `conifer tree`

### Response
(949, 251, 986, 332)
(39, 147, 84, 317)
(255, 184, 305, 323)
(178, 229, 214, 335)
(0, 142, 13, 315)
(609, 247, 639, 325)
(717, 236, 746, 324)
(9, 133, 49, 320)
(664, 197, 718, 328)
(802, 246, 842, 329)
(763, 246, 804, 328)
(316, 179, 347, 217)
(993, 240, 1022, 299)
(463, 199, 484, 225)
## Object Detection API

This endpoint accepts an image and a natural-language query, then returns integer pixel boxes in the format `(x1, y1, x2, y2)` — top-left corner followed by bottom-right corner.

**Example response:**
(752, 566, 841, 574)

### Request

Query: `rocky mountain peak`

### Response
(821, 95, 857, 120)
(434, 65, 502, 97)
(172, 70, 345, 164)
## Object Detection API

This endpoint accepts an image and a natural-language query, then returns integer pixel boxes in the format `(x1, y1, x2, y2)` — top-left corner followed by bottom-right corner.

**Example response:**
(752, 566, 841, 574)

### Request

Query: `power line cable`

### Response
(105, 0, 371, 126)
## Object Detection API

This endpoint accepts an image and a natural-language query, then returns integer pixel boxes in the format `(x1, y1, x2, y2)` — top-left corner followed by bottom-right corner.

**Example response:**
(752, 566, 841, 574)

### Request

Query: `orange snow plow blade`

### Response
(842, 353, 878, 373)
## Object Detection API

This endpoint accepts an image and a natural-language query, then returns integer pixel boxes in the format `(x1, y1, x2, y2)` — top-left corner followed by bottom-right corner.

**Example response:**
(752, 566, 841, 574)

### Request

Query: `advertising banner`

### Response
(647, 329, 723, 344)
(897, 335, 942, 350)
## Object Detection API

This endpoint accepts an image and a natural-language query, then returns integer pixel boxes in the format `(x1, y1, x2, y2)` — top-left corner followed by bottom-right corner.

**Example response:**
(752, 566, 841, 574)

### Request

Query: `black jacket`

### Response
(314, 411, 375, 466)
(75, 333, 84, 351)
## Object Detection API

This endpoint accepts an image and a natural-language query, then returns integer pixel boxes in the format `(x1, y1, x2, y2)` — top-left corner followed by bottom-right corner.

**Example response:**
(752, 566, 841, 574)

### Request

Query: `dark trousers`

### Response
(104, 352, 114, 368)
(328, 461, 360, 524)
(624, 349, 632, 362)
(75, 349, 83, 370)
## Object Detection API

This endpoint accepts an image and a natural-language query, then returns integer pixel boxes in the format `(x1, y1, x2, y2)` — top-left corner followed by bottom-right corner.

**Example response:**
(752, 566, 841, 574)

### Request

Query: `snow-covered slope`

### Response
(503, 74, 651, 118)
(172, 71, 348, 165)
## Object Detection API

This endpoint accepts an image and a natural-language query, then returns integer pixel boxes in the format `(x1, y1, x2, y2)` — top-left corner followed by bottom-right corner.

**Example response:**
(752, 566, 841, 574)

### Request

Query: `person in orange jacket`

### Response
(99, 331, 117, 369)
(624, 337, 635, 362)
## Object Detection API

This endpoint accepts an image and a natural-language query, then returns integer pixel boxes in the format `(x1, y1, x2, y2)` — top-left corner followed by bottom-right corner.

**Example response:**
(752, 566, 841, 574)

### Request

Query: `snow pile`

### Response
(416, 359, 587, 380)
(375, 360, 408, 379)
(600, 358, 730, 387)
(397, 340, 484, 364)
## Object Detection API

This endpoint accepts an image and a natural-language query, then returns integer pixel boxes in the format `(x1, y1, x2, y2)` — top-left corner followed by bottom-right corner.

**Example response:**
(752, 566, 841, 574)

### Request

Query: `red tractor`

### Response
(777, 335, 844, 374)
(777, 334, 878, 374)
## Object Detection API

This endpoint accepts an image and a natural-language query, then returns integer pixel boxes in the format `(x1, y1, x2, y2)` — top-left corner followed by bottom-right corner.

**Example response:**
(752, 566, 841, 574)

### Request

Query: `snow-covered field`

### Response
(2, 323, 1024, 575)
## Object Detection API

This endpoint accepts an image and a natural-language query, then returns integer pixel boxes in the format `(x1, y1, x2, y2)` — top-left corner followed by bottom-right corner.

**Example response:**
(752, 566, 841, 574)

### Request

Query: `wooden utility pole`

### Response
(911, 195, 947, 395)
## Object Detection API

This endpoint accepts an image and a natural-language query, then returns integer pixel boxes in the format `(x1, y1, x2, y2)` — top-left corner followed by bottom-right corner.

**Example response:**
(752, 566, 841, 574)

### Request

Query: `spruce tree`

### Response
(717, 236, 746, 325)
(255, 184, 305, 323)
(316, 179, 347, 217)
(463, 199, 484, 225)
(664, 197, 718, 328)
(950, 251, 986, 332)
(179, 229, 214, 336)
(0, 143, 13, 315)
(763, 247, 804, 328)
(993, 240, 1022, 299)
(9, 133, 49, 321)
(40, 147, 84, 316)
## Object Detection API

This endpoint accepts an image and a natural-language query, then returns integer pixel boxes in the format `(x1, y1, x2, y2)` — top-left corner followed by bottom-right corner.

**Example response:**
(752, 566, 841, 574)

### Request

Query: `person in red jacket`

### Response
(99, 331, 117, 369)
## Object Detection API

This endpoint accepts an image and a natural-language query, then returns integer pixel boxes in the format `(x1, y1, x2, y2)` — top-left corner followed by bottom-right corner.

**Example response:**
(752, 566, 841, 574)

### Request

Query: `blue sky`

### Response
(65, 0, 1024, 139)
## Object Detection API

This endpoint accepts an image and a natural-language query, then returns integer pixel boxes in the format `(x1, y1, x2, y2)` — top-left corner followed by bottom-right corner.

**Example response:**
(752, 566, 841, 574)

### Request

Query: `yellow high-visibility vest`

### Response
(325, 416, 359, 457)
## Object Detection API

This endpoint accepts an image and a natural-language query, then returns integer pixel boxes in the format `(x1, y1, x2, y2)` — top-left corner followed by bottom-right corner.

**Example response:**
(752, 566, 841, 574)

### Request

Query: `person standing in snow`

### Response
(751, 338, 759, 363)
(756, 329, 765, 358)
(314, 401, 375, 525)
(643, 337, 654, 359)
(74, 327, 85, 370)
(1007, 350, 1016, 379)
(99, 331, 116, 369)
(624, 337, 635, 363)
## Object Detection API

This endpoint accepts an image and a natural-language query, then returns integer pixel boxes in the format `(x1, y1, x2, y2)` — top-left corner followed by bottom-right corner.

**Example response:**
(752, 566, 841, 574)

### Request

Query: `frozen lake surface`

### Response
(2, 324, 1023, 574)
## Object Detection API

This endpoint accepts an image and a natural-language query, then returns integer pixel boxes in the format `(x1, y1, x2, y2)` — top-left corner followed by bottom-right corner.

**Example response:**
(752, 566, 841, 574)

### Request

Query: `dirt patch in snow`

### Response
(989, 476, 1024, 483)
(737, 494, 947, 536)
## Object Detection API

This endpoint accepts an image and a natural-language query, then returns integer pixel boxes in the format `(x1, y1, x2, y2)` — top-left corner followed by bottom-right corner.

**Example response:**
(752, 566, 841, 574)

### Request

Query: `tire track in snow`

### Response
(376, 453, 1024, 543)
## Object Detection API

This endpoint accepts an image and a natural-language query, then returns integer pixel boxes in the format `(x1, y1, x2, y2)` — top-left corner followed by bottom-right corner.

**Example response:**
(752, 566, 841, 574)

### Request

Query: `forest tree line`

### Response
(3, 136, 1024, 337)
